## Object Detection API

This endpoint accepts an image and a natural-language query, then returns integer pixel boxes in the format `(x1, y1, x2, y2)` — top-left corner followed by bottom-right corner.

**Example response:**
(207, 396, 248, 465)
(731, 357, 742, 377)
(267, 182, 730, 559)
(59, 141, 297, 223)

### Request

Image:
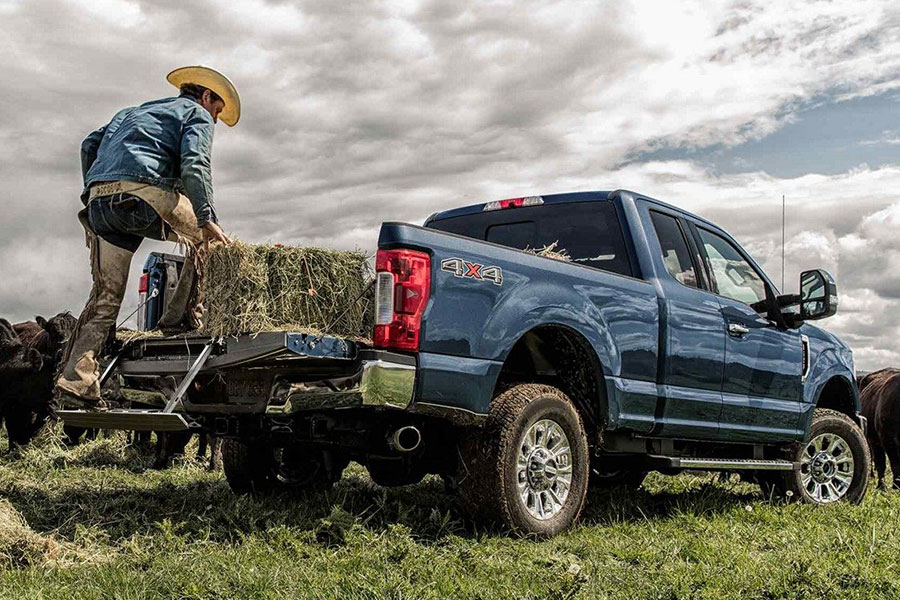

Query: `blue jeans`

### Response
(87, 193, 170, 252)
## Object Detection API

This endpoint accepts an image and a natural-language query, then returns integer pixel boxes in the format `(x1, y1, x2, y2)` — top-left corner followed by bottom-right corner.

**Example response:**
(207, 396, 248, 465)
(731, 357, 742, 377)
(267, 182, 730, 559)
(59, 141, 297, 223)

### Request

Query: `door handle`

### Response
(728, 323, 750, 336)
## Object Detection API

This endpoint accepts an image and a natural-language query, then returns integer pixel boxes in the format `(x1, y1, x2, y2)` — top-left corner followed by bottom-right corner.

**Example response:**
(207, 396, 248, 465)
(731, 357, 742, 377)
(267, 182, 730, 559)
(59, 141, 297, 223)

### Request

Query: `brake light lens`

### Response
(374, 249, 431, 351)
(482, 196, 544, 211)
(138, 273, 149, 293)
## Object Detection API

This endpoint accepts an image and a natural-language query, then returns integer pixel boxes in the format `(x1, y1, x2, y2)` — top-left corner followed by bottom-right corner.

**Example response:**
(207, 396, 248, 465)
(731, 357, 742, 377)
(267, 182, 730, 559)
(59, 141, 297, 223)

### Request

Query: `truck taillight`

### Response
(374, 249, 431, 352)
(137, 273, 149, 331)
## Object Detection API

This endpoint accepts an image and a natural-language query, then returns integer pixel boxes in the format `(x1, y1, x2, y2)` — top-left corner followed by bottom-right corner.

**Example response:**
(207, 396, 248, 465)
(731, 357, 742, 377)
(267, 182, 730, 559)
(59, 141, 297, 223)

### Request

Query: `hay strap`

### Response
(319, 279, 375, 340)
(116, 288, 159, 329)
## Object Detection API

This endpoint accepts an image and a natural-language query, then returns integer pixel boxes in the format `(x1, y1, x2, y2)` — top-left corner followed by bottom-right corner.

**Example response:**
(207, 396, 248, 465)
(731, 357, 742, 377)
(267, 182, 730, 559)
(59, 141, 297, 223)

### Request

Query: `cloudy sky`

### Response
(1, 0, 900, 371)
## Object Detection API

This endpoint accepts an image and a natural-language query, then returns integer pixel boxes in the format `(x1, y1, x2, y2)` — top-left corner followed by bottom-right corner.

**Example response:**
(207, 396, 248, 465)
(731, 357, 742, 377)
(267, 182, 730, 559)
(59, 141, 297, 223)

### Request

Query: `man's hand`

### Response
(202, 221, 232, 245)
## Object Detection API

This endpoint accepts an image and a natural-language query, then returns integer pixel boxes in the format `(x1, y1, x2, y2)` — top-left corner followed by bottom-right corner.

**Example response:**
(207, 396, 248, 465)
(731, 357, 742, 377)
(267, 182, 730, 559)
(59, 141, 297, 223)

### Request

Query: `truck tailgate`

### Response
(58, 331, 416, 432)
(119, 331, 359, 376)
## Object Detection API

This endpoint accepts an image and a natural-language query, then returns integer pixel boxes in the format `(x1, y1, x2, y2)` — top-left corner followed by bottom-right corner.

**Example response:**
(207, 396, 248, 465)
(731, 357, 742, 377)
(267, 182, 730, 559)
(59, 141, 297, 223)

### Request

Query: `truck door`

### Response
(647, 210, 725, 439)
(691, 225, 804, 442)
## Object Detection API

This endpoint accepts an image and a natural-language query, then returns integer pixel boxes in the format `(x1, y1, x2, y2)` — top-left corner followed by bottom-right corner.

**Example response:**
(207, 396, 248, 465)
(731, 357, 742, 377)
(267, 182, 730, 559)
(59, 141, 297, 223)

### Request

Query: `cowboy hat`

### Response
(166, 65, 241, 126)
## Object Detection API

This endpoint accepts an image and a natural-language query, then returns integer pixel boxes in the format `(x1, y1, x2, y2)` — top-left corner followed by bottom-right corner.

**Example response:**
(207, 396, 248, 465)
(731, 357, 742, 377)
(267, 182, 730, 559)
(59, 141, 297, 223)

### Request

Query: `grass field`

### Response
(1, 430, 899, 600)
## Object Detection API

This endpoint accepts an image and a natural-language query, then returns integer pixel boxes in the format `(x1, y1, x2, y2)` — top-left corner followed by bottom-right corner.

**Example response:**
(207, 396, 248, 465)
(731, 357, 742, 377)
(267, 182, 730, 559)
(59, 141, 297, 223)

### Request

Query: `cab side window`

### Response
(697, 228, 766, 305)
(650, 211, 698, 288)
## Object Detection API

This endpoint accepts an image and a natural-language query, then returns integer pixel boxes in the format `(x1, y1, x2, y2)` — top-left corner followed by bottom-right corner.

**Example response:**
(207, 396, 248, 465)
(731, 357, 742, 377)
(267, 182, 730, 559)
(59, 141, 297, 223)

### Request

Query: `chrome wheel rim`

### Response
(517, 419, 573, 520)
(800, 433, 854, 503)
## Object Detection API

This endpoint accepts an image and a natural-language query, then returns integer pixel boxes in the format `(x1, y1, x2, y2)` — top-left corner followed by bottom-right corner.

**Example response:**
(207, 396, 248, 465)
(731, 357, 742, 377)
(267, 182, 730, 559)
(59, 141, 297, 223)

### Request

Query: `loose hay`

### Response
(200, 242, 373, 338)
(526, 241, 571, 262)
(0, 499, 58, 568)
(115, 328, 165, 344)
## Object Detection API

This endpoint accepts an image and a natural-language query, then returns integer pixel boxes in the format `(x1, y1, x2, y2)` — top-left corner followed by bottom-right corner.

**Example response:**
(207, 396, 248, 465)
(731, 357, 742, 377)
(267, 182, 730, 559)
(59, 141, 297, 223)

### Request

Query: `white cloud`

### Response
(860, 128, 900, 146)
(1, 0, 900, 371)
(68, 0, 143, 28)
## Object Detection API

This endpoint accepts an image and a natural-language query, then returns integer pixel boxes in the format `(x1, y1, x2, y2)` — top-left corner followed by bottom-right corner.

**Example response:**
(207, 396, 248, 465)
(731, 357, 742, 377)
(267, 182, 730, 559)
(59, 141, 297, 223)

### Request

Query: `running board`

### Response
(57, 409, 192, 431)
(648, 456, 799, 471)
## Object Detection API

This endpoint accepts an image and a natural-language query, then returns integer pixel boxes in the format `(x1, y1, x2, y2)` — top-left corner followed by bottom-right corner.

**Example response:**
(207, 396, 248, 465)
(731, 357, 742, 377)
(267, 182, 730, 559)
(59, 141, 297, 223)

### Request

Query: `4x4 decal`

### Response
(441, 257, 503, 286)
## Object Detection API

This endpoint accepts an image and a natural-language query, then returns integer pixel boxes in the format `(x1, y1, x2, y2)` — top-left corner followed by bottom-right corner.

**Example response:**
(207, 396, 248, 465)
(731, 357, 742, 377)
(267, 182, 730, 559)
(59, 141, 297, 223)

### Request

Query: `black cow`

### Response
(154, 431, 222, 471)
(859, 368, 900, 489)
(1, 313, 76, 446)
(0, 318, 45, 446)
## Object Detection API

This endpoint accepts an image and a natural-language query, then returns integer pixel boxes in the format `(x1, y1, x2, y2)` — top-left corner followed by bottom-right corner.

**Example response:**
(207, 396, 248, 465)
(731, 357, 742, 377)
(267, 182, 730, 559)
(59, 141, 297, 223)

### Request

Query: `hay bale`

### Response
(0, 499, 58, 568)
(200, 242, 372, 338)
(526, 241, 571, 262)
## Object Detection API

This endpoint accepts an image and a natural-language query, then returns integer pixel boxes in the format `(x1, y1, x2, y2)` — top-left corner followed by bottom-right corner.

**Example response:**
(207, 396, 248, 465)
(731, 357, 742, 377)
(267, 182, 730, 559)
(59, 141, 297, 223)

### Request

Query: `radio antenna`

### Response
(781, 194, 785, 291)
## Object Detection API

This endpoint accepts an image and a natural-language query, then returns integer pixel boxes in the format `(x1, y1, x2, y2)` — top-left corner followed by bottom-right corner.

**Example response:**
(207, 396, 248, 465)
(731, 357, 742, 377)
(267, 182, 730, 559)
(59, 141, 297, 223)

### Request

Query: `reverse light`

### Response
(482, 196, 544, 211)
(374, 249, 431, 351)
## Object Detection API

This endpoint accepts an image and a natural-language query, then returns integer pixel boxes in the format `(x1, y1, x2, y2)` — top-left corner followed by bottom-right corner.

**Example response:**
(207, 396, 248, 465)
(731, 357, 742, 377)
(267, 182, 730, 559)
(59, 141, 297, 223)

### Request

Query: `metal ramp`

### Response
(58, 342, 215, 432)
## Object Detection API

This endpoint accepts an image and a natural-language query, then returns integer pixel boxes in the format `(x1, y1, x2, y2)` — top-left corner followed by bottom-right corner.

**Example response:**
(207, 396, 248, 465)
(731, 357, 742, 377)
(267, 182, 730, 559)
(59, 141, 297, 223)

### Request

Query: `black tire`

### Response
(222, 439, 348, 495)
(458, 383, 590, 537)
(222, 438, 276, 494)
(781, 409, 870, 504)
(367, 458, 426, 487)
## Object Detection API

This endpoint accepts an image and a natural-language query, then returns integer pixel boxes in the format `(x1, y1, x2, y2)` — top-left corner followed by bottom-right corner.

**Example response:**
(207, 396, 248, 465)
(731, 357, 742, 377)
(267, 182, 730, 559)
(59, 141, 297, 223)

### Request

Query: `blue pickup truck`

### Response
(60, 189, 869, 537)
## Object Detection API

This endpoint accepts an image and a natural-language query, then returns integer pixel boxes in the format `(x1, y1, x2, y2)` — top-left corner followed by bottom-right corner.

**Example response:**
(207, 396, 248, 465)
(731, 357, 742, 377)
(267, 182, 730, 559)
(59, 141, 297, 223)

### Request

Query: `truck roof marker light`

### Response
(482, 196, 544, 211)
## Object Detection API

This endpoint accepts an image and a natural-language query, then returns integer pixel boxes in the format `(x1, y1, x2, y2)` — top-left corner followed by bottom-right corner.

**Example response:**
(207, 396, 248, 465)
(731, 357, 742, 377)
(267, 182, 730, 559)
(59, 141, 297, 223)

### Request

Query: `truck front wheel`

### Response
(782, 409, 870, 504)
(458, 384, 589, 537)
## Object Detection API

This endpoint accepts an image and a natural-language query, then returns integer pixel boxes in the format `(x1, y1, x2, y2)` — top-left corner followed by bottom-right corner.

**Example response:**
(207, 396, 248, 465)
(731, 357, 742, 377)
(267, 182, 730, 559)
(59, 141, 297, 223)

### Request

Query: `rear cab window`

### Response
(427, 201, 634, 277)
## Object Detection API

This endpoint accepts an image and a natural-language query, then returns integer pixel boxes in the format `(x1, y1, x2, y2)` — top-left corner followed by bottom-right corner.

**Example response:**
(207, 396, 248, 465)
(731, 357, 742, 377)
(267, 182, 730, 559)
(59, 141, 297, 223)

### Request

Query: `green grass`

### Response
(1, 430, 899, 599)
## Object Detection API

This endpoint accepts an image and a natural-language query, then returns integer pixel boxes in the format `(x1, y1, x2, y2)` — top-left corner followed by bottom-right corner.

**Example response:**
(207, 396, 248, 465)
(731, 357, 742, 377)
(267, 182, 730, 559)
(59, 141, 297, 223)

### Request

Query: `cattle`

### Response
(858, 368, 899, 394)
(0, 313, 76, 446)
(3, 313, 221, 469)
(154, 432, 222, 471)
(0, 318, 46, 447)
(859, 368, 900, 489)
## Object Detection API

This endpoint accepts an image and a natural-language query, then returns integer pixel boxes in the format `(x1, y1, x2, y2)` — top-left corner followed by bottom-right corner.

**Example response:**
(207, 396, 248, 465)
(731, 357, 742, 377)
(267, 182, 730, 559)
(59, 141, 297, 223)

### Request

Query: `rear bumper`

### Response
(265, 350, 416, 414)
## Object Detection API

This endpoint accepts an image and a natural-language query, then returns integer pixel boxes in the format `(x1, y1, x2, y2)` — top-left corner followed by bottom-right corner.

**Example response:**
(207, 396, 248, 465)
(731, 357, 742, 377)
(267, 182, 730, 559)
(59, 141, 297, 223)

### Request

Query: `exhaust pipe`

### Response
(389, 425, 422, 453)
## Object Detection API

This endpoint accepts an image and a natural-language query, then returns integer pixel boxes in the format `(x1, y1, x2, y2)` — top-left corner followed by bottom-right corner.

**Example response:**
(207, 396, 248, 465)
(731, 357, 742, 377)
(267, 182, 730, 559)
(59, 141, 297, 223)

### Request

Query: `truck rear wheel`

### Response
(458, 384, 589, 537)
(222, 438, 274, 494)
(782, 409, 870, 505)
(222, 439, 347, 495)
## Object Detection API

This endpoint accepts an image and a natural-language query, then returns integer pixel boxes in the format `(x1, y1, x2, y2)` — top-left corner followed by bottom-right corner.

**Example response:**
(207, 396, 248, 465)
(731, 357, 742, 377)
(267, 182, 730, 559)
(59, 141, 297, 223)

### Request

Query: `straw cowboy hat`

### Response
(167, 65, 241, 126)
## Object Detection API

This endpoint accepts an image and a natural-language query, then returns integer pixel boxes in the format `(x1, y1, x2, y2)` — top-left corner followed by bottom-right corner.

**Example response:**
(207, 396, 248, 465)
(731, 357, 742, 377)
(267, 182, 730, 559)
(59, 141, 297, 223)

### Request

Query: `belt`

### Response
(89, 181, 146, 201)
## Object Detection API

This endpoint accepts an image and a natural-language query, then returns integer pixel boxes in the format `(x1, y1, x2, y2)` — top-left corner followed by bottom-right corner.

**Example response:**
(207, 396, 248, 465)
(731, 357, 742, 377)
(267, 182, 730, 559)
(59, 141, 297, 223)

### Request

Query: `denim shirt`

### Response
(81, 95, 217, 226)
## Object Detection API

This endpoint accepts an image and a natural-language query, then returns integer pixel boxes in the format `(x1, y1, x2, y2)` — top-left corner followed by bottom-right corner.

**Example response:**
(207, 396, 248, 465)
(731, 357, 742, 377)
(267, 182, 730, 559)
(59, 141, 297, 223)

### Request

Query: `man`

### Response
(55, 66, 239, 410)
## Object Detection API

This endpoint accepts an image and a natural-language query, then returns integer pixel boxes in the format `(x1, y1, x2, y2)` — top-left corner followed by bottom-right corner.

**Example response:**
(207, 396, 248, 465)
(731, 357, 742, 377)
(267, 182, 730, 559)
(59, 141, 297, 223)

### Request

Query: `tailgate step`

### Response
(57, 409, 191, 432)
(59, 341, 215, 432)
(648, 456, 799, 471)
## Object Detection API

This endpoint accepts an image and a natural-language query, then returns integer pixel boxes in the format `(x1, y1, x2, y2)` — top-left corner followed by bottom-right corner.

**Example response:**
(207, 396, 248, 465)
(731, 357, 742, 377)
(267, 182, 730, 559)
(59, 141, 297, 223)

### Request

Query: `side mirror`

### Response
(800, 269, 838, 320)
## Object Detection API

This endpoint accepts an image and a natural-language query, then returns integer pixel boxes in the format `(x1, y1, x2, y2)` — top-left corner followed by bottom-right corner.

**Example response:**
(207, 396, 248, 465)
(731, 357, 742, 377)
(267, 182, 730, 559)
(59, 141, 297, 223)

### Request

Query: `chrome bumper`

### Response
(266, 351, 416, 414)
